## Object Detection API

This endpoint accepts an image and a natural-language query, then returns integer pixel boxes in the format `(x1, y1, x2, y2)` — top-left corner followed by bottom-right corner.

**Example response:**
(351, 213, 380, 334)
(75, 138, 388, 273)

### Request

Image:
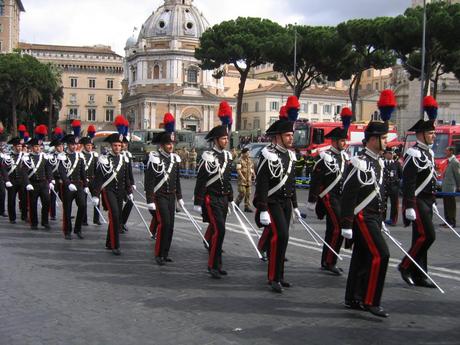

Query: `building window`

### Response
(105, 109, 114, 122)
(253, 118, 260, 129)
(87, 109, 96, 122)
(313, 104, 318, 114)
(242, 103, 248, 112)
(187, 68, 198, 84)
(153, 65, 160, 79)
(324, 104, 331, 115)
(132, 67, 137, 82)
(89, 79, 96, 88)
(270, 101, 279, 111)
(301, 103, 308, 113)
(375, 82, 379, 90)
(88, 95, 95, 104)
(255, 102, 260, 112)
(0, 40, 3, 52)
(0, 1, 3, 16)
(70, 94, 77, 104)
(107, 95, 113, 103)
(336, 105, 341, 115)
(107, 80, 114, 89)
(69, 108, 78, 119)
(243, 119, 247, 130)
(367, 70, 371, 77)
(0, 23, 3, 32)
(70, 78, 78, 88)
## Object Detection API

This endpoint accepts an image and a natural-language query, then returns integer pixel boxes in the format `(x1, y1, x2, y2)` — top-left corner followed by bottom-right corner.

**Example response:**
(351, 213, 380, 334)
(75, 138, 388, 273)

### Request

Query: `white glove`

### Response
(68, 183, 77, 192)
(5, 181, 13, 188)
(49, 182, 55, 190)
(294, 208, 302, 219)
(260, 211, 271, 226)
(405, 208, 416, 221)
(127, 194, 134, 201)
(147, 203, 156, 211)
(433, 203, 439, 215)
(26, 184, 34, 191)
(193, 205, 202, 214)
(307, 202, 316, 211)
(91, 197, 99, 206)
(178, 199, 185, 208)
(341, 228, 353, 239)
(51, 180, 56, 185)
(132, 185, 137, 191)
(84, 187, 90, 195)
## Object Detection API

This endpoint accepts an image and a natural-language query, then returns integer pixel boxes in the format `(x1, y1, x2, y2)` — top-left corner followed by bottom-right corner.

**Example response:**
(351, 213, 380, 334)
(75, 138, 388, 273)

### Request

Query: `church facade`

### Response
(121, 0, 234, 132)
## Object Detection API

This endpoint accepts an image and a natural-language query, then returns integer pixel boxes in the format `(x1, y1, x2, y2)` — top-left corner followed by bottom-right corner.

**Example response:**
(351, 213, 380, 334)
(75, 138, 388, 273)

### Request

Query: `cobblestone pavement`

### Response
(1, 179, 459, 345)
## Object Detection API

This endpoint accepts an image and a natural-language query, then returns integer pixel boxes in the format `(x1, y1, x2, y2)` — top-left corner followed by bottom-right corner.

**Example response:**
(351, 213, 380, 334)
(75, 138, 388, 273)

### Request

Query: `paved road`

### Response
(1, 178, 460, 345)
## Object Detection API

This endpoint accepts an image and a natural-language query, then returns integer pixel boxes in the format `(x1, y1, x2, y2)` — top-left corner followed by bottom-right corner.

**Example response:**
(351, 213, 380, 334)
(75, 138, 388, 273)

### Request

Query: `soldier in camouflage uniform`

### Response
(235, 148, 255, 212)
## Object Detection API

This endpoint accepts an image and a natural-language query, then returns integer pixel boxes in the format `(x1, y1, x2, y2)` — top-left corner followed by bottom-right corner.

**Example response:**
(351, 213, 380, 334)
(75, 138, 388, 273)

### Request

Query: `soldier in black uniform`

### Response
(121, 138, 135, 233)
(308, 126, 349, 275)
(23, 138, 53, 230)
(145, 130, 183, 265)
(0, 138, 8, 217)
(253, 118, 300, 293)
(382, 148, 402, 226)
(193, 125, 233, 279)
(80, 137, 101, 226)
(341, 121, 390, 317)
(398, 119, 437, 288)
(49, 139, 65, 221)
(3, 138, 33, 224)
(91, 134, 133, 255)
(58, 135, 88, 240)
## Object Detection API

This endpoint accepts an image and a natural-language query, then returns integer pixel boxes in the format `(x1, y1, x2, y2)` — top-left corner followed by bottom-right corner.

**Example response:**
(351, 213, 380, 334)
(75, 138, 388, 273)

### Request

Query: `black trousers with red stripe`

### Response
(345, 211, 389, 307)
(49, 180, 62, 219)
(101, 189, 123, 249)
(203, 194, 228, 270)
(384, 185, 399, 224)
(265, 199, 292, 283)
(121, 199, 133, 225)
(400, 197, 436, 281)
(29, 181, 50, 226)
(62, 185, 86, 236)
(0, 180, 6, 215)
(321, 194, 343, 267)
(82, 194, 100, 224)
(7, 183, 27, 222)
(154, 193, 176, 258)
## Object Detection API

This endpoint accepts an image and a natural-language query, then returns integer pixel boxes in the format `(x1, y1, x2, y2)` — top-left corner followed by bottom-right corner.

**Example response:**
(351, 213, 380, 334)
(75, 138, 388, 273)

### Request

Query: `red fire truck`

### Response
(403, 124, 460, 180)
(293, 120, 399, 156)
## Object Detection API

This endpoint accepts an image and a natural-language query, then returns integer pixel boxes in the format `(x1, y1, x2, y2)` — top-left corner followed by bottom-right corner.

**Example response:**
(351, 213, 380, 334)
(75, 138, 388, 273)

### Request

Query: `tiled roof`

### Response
(18, 43, 121, 57)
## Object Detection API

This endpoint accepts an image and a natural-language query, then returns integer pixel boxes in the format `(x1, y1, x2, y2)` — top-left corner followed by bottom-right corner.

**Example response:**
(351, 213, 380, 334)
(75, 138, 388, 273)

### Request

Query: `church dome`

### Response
(125, 35, 137, 49)
(139, 0, 210, 40)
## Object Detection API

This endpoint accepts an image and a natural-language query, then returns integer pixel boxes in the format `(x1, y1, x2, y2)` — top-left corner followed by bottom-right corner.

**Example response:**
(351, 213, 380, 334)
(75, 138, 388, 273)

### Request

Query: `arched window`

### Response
(153, 65, 160, 79)
(187, 68, 198, 84)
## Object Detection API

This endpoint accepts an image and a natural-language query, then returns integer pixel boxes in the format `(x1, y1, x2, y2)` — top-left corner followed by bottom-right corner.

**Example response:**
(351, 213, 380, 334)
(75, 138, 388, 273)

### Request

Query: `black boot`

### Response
(398, 264, 414, 286)
(364, 305, 389, 318)
(270, 281, 283, 293)
(208, 268, 221, 279)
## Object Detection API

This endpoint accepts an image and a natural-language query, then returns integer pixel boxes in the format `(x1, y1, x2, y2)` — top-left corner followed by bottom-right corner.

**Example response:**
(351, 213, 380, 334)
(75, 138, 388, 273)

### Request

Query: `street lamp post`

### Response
(293, 23, 297, 94)
(420, 0, 427, 119)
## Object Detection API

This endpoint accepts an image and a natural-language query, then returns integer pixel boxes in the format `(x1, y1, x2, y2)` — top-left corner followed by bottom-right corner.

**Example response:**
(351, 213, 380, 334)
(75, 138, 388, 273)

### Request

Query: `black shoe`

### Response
(122, 224, 129, 232)
(31, 225, 38, 230)
(203, 240, 210, 251)
(364, 305, 389, 318)
(270, 281, 283, 293)
(105, 245, 112, 250)
(21, 215, 27, 221)
(321, 265, 343, 276)
(75, 232, 84, 239)
(155, 257, 165, 266)
(244, 208, 253, 213)
(284, 257, 289, 262)
(208, 268, 221, 279)
(82, 222, 89, 226)
(93, 221, 102, 226)
(42, 224, 51, 230)
(163, 257, 173, 263)
(50, 217, 57, 221)
(1, 213, 7, 217)
(280, 280, 292, 288)
(218, 269, 228, 276)
(112, 248, 121, 256)
(345, 300, 365, 311)
(65, 234, 72, 240)
(260, 252, 268, 262)
(9, 220, 16, 224)
(414, 278, 436, 288)
(398, 264, 414, 286)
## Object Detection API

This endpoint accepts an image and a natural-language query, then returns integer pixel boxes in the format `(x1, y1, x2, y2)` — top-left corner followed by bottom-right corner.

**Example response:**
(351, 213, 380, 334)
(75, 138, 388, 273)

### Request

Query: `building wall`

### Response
(0, 0, 23, 53)
(20, 44, 124, 133)
(359, 68, 393, 93)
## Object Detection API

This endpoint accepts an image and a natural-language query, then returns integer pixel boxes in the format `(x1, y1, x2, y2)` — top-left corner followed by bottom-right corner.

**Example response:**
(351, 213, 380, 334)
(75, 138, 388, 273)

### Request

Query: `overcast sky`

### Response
(21, 0, 412, 55)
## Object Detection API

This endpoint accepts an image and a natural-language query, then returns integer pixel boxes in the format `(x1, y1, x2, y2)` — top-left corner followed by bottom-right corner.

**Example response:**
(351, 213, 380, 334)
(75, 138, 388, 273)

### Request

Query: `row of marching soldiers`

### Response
(0, 91, 443, 319)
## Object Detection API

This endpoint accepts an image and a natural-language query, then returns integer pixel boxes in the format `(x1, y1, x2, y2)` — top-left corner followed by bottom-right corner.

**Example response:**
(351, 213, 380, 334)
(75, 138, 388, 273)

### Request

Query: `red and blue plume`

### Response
(24, 131, 30, 142)
(279, 106, 288, 120)
(163, 113, 175, 133)
(378, 89, 397, 122)
(71, 120, 81, 138)
(87, 125, 96, 139)
(123, 118, 129, 137)
(53, 127, 64, 140)
(286, 96, 300, 122)
(423, 96, 438, 120)
(218, 101, 233, 129)
(114, 115, 127, 136)
(340, 107, 353, 130)
(18, 124, 26, 139)
(35, 125, 48, 141)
